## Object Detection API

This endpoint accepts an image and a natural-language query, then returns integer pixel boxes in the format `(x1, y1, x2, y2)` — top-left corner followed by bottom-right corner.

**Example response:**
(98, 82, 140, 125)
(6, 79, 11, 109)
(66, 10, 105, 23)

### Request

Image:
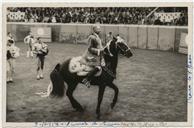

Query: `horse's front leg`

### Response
(96, 85, 105, 119)
(108, 82, 119, 109)
(66, 82, 84, 112)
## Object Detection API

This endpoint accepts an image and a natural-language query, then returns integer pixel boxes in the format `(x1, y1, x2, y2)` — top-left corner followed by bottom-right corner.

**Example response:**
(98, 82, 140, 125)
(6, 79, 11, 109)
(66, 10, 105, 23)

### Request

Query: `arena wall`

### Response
(137, 26, 147, 49)
(128, 26, 138, 48)
(158, 27, 175, 51)
(147, 26, 158, 50)
(7, 23, 188, 52)
(118, 25, 128, 42)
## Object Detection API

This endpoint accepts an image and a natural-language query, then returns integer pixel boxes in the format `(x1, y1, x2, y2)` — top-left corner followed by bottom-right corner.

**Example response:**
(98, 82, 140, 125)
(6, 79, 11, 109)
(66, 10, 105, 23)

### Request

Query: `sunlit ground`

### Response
(6, 42, 187, 122)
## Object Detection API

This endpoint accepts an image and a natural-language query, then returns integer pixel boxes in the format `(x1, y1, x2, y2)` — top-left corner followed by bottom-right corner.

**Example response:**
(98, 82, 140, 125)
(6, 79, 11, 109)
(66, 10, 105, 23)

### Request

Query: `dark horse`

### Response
(49, 36, 133, 119)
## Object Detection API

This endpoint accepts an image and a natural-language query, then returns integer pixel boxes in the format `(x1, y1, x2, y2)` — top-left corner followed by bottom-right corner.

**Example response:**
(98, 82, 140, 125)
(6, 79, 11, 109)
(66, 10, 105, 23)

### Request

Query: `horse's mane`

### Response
(103, 39, 118, 75)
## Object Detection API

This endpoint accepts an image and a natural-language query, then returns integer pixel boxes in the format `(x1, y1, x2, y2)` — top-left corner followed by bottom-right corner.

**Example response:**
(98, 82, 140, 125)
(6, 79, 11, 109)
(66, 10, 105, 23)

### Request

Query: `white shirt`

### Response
(24, 35, 34, 44)
(33, 42, 48, 53)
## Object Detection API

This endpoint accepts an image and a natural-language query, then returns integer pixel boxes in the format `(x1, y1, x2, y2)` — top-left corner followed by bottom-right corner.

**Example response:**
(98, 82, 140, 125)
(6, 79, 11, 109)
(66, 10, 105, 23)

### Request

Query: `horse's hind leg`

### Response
(66, 83, 84, 112)
(108, 83, 119, 109)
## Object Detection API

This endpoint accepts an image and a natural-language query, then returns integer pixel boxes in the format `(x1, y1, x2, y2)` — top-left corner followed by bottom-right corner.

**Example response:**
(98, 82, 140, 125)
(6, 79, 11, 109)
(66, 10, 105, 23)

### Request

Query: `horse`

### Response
(49, 36, 133, 119)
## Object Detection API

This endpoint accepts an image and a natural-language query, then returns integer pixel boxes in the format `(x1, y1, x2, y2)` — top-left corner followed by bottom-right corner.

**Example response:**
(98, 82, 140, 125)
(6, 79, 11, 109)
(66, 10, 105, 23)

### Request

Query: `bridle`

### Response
(116, 43, 130, 54)
(104, 38, 130, 57)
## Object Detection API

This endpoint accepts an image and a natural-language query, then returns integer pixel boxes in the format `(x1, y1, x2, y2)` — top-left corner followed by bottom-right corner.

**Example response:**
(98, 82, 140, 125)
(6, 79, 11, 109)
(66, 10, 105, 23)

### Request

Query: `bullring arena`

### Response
(6, 23, 188, 122)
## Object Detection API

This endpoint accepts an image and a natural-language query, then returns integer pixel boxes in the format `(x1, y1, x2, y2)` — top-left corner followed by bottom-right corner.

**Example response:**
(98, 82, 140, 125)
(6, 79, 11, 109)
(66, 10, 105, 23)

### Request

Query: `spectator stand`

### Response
(7, 7, 187, 26)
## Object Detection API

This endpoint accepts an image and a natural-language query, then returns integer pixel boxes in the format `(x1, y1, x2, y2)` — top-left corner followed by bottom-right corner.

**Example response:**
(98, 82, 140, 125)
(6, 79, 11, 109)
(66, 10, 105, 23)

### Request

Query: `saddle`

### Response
(69, 56, 102, 76)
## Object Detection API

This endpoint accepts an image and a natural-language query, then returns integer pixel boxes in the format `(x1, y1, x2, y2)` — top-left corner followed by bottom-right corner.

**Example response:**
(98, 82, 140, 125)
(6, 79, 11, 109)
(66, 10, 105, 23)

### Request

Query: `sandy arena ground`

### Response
(6, 42, 187, 122)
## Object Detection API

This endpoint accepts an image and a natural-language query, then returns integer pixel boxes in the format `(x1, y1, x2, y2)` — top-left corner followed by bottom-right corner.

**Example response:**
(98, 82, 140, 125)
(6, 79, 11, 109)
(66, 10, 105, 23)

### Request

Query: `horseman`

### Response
(82, 24, 105, 87)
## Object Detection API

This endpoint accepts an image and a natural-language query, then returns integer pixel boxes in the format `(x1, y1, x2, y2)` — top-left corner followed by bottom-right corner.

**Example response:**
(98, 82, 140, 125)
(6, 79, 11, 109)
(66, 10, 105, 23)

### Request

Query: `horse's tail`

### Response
(49, 63, 65, 97)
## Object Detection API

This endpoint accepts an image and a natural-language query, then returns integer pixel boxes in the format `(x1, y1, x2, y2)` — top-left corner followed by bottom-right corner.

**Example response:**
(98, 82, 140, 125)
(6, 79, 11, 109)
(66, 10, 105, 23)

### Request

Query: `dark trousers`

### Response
(37, 54, 45, 70)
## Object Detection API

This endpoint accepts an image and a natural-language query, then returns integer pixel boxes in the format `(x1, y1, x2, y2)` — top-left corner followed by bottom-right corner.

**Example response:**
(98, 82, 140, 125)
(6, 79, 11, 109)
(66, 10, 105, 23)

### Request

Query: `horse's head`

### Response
(115, 36, 133, 58)
(104, 36, 133, 58)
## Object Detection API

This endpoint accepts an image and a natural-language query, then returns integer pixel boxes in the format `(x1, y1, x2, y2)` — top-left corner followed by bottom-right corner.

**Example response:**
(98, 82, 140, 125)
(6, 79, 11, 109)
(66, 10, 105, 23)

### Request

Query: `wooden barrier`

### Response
(147, 26, 158, 50)
(158, 27, 175, 51)
(128, 26, 138, 48)
(137, 26, 147, 49)
(6, 22, 188, 52)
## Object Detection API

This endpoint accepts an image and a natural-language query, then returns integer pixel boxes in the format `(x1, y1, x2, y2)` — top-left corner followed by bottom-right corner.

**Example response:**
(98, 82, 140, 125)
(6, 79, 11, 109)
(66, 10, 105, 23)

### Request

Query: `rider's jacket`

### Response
(82, 32, 104, 66)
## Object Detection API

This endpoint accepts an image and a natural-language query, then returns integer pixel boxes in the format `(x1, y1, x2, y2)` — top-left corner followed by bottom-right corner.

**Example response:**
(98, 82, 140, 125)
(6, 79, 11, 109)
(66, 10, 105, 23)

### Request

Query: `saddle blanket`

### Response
(69, 56, 102, 76)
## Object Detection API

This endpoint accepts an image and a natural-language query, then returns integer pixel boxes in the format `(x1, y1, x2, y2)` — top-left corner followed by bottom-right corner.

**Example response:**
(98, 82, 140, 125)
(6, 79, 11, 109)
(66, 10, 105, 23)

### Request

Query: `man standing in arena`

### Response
(6, 39, 20, 83)
(6, 40, 14, 83)
(33, 37, 48, 80)
(82, 24, 105, 87)
(24, 31, 35, 58)
(106, 32, 113, 43)
(7, 32, 16, 73)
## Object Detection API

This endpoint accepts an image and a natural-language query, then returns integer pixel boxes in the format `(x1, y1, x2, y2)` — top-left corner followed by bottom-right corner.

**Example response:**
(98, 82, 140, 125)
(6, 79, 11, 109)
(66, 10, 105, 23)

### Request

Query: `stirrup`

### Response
(82, 79, 91, 88)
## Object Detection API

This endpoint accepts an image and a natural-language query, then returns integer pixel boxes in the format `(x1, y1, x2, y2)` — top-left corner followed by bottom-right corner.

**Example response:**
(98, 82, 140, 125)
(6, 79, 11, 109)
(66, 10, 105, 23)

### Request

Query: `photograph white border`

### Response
(1, 2, 193, 127)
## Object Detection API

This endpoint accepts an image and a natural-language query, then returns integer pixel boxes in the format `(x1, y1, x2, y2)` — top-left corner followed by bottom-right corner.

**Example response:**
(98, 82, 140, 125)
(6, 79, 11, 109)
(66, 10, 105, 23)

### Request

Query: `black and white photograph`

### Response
(1, 2, 193, 127)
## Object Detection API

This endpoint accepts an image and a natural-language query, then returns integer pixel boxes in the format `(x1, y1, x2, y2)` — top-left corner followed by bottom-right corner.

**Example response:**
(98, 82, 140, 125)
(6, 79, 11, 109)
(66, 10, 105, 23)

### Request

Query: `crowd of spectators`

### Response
(7, 7, 188, 26)
(153, 7, 188, 26)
